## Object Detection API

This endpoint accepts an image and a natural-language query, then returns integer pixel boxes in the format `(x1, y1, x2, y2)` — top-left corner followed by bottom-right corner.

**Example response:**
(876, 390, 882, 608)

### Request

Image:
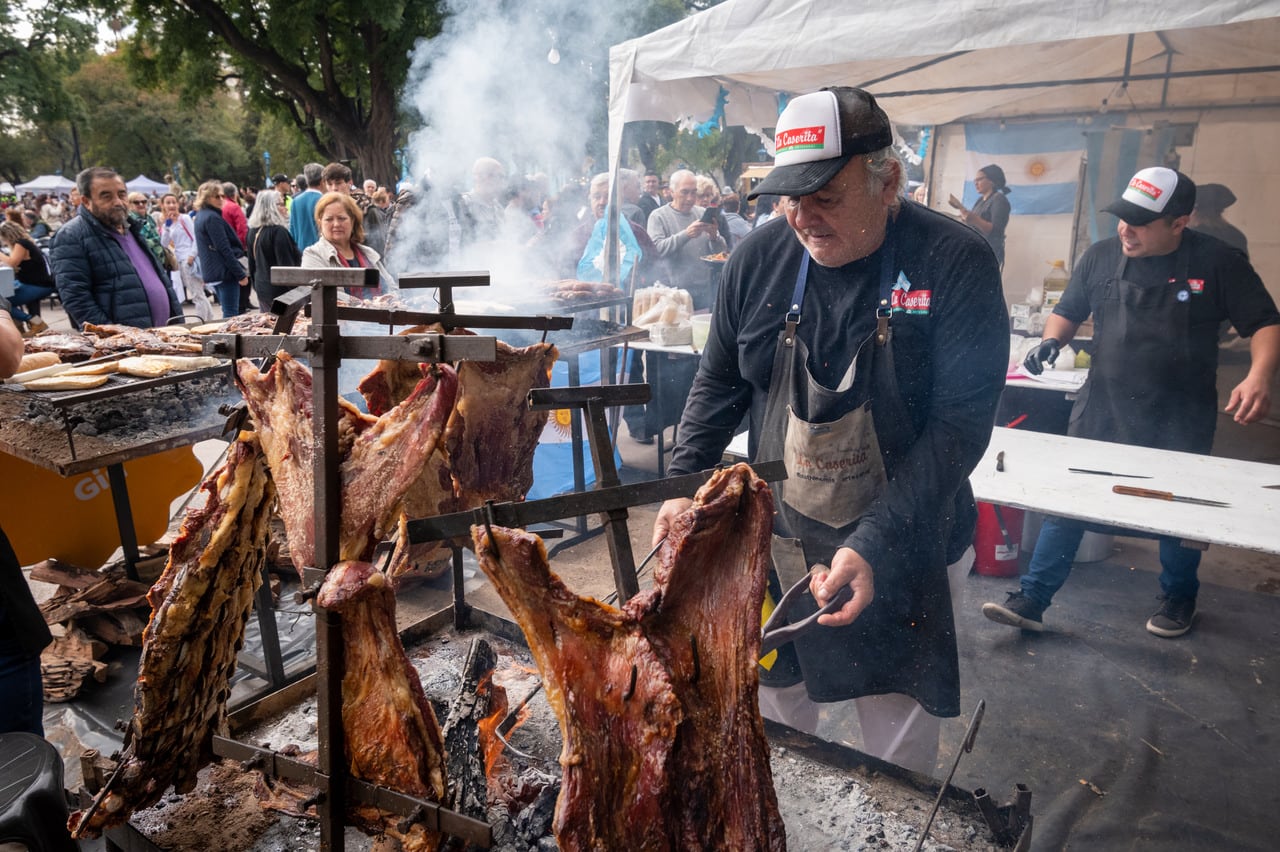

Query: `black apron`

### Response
(756, 231, 960, 717)
(1069, 241, 1218, 455)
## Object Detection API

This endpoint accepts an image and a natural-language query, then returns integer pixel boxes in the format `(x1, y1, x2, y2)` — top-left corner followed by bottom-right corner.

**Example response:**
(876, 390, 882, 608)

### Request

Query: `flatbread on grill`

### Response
(17, 352, 60, 373)
(63, 362, 121, 376)
(23, 374, 110, 391)
(117, 355, 223, 377)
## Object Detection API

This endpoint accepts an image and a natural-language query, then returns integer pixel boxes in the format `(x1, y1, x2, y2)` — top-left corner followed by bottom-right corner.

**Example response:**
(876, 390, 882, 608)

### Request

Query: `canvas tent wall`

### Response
(608, 0, 1280, 301)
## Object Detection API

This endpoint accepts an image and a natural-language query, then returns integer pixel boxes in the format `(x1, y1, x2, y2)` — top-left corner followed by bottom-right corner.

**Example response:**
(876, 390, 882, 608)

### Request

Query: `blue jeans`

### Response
(1021, 516, 1201, 609)
(0, 640, 44, 736)
(214, 279, 243, 319)
(9, 281, 55, 323)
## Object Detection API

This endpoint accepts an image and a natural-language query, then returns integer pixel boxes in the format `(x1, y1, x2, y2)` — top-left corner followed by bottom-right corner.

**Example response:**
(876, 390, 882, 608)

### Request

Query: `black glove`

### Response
(1023, 338, 1061, 375)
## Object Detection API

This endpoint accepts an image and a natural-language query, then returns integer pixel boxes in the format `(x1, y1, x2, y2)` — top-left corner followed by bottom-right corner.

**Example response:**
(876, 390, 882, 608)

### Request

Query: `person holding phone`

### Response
(646, 169, 727, 309)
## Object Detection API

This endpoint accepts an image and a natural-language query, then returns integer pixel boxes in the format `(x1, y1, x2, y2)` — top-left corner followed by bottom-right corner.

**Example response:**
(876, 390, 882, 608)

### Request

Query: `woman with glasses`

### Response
(246, 189, 300, 311)
(160, 192, 214, 321)
(301, 192, 387, 299)
(192, 180, 248, 318)
(948, 164, 1012, 269)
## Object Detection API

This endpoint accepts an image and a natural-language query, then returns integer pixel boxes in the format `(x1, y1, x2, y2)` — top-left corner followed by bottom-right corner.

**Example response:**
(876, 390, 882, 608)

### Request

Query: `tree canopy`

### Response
(119, 0, 447, 185)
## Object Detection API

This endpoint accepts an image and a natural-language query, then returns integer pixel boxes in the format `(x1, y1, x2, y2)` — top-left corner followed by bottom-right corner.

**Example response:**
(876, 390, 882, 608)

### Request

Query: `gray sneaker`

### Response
(982, 591, 1045, 632)
(1146, 595, 1196, 638)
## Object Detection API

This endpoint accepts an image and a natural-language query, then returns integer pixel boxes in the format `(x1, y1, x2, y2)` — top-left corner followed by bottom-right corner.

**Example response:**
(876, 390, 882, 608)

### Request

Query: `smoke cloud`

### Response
(390, 0, 637, 298)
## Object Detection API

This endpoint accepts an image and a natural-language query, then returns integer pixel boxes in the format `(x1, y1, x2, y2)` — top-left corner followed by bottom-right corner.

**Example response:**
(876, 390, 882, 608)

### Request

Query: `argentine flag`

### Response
(527, 350, 623, 501)
(962, 120, 1088, 215)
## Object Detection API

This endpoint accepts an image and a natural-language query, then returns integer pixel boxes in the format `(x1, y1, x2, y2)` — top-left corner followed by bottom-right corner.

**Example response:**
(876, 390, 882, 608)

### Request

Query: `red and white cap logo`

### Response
(773, 91, 842, 167)
(1121, 167, 1178, 214)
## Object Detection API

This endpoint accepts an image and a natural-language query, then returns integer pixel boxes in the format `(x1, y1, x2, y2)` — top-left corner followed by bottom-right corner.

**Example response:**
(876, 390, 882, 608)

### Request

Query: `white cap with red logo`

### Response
(1102, 166, 1196, 226)
(749, 87, 894, 199)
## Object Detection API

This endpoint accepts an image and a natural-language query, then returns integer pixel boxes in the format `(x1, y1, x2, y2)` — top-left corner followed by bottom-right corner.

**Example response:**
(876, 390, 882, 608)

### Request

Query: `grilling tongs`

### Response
(760, 574, 855, 656)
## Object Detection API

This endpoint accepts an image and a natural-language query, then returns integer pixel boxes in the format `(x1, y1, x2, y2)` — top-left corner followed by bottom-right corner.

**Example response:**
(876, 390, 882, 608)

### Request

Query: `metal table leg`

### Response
(105, 463, 141, 581)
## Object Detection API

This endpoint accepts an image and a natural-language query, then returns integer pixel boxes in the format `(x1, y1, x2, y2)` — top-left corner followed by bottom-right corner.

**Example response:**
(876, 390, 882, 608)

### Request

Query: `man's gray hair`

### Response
(221, 182, 238, 200)
(76, 166, 119, 197)
(618, 168, 640, 190)
(303, 162, 324, 186)
(247, 189, 290, 229)
(589, 172, 611, 192)
(669, 169, 694, 190)
(865, 146, 906, 206)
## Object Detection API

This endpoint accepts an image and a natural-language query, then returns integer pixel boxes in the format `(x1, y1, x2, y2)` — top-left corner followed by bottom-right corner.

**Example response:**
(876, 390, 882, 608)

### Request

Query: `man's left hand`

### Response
(1226, 374, 1272, 424)
(809, 547, 875, 627)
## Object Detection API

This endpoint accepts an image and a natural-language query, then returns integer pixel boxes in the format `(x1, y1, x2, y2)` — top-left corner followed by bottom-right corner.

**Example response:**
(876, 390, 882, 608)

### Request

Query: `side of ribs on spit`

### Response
(237, 351, 458, 849)
(69, 432, 276, 838)
(473, 463, 786, 851)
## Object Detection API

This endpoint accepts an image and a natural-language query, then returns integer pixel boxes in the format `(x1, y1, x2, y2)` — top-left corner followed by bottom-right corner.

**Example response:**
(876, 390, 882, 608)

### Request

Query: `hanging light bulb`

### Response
(547, 47, 561, 65)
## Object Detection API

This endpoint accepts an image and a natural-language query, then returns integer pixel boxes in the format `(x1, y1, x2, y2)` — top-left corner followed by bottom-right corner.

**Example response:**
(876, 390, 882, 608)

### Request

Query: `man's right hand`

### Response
(683, 221, 712, 239)
(652, 498, 692, 546)
(1023, 338, 1061, 375)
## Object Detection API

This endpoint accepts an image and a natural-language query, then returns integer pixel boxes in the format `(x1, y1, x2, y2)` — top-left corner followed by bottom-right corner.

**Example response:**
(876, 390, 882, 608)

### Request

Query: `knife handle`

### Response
(1113, 485, 1173, 501)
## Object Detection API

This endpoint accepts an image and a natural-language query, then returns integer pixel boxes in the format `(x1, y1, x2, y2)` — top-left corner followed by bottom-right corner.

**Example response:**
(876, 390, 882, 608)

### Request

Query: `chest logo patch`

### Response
(1188, 278, 1205, 294)
(891, 288, 932, 314)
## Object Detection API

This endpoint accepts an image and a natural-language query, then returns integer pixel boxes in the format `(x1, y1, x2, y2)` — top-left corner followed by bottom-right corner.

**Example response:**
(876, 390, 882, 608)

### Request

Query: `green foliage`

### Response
(112, 0, 448, 184)
(0, 1, 97, 127)
(652, 125, 760, 187)
(61, 52, 262, 185)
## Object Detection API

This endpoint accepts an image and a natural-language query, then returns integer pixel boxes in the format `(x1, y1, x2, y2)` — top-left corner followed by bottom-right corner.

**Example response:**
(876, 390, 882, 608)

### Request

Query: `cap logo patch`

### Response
(1129, 177, 1163, 202)
(776, 125, 827, 154)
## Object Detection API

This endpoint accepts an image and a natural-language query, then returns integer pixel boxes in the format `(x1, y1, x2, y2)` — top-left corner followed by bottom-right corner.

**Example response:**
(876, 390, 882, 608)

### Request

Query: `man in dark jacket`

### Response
(651, 87, 1008, 773)
(51, 167, 181, 329)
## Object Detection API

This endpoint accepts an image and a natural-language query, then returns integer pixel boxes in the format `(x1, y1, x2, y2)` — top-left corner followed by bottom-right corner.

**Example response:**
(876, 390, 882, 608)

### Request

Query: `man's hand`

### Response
(239, 277, 249, 286)
(1023, 338, 1061, 375)
(1225, 374, 1272, 424)
(809, 547, 875, 627)
(652, 498, 692, 547)
(682, 221, 714, 240)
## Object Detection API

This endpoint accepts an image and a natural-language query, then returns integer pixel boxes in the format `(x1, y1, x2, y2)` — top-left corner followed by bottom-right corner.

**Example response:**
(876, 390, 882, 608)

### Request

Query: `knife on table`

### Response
(1112, 485, 1230, 507)
(1069, 468, 1152, 478)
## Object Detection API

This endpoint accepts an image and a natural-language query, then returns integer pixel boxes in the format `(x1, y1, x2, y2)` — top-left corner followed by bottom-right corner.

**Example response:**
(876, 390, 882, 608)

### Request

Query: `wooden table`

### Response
(971, 427, 1280, 555)
(728, 426, 1280, 556)
(616, 337, 703, 476)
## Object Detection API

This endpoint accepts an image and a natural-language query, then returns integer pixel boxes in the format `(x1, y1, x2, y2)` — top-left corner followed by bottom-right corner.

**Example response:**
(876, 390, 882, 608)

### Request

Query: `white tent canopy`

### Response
(0, 182, 14, 195)
(126, 175, 170, 195)
(608, 0, 1280, 159)
(14, 175, 76, 194)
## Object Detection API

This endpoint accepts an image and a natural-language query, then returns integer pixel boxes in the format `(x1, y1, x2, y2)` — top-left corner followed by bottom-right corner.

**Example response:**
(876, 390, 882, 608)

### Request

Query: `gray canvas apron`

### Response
(758, 242, 892, 690)
(755, 229, 960, 716)
(1069, 240, 1218, 454)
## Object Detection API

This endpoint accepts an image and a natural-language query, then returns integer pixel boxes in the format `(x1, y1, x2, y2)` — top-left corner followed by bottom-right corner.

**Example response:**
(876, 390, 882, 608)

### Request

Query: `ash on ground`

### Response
(234, 627, 998, 851)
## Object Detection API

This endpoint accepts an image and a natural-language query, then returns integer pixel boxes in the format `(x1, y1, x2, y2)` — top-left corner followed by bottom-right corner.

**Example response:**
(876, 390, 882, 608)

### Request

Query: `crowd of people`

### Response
(0, 157, 786, 332)
(0, 162, 401, 331)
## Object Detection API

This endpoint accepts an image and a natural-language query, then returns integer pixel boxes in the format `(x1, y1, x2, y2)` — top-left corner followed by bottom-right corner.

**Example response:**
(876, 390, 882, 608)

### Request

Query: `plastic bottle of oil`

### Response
(1043, 260, 1069, 309)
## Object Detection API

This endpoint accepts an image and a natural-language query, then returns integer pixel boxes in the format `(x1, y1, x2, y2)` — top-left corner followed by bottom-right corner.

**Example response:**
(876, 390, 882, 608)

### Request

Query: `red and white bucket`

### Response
(973, 501, 1024, 577)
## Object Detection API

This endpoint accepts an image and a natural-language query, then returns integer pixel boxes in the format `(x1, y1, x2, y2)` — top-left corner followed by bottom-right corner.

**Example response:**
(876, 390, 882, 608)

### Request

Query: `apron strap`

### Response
(875, 224, 896, 347)
(785, 253, 809, 345)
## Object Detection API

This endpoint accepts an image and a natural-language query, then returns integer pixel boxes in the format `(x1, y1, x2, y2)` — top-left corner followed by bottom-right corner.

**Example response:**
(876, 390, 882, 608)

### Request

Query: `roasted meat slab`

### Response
(473, 463, 785, 851)
(236, 351, 458, 571)
(357, 330, 556, 583)
(316, 561, 447, 851)
(444, 339, 556, 508)
(69, 433, 276, 838)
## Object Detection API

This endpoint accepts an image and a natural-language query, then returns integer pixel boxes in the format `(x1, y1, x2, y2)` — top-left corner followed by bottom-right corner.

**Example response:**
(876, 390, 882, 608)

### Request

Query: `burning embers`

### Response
(472, 464, 787, 851)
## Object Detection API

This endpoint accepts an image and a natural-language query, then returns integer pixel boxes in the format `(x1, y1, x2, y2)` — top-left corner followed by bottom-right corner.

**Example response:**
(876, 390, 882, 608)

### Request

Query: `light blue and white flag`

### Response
(962, 120, 1088, 215)
(527, 351, 623, 501)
